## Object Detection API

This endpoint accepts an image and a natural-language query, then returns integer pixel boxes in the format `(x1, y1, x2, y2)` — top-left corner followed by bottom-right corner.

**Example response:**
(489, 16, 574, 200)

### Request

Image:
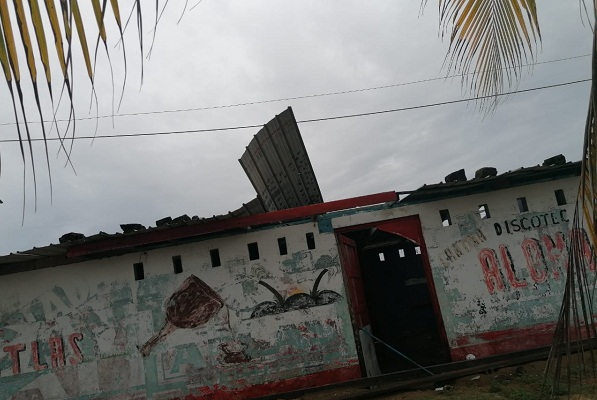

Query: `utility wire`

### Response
(0, 54, 589, 127)
(0, 78, 589, 144)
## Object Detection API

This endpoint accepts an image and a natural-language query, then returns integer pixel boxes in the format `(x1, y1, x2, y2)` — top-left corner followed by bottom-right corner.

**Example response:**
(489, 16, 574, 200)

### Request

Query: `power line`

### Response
(0, 54, 589, 127)
(0, 78, 589, 144)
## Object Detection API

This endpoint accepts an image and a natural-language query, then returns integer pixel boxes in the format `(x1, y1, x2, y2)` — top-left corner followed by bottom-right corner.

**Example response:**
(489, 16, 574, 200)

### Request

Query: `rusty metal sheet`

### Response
(239, 107, 323, 211)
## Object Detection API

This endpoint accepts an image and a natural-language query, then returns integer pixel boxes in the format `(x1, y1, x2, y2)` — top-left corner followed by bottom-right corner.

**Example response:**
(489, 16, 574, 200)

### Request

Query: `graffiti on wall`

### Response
(479, 229, 594, 294)
(251, 269, 341, 318)
(140, 275, 224, 356)
(3, 333, 83, 375)
(440, 229, 487, 267)
(0, 242, 357, 399)
(492, 209, 568, 236)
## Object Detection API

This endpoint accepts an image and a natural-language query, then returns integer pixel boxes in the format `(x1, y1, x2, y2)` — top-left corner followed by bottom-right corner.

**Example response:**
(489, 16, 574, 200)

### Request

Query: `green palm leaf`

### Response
(0, 0, 166, 208)
(433, 0, 541, 109)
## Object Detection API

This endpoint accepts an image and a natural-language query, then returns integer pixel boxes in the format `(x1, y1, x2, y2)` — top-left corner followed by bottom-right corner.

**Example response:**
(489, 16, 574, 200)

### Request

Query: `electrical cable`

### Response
(0, 78, 589, 144)
(0, 54, 589, 127)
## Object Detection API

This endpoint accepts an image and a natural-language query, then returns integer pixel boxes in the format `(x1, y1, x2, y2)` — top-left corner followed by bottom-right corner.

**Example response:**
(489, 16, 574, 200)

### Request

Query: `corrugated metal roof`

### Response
(401, 161, 581, 203)
(239, 107, 323, 211)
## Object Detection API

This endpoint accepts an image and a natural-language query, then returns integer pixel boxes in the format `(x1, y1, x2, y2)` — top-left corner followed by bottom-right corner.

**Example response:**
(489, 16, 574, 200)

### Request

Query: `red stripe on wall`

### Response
(450, 322, 557, 360)
(179, 364, 362, 400)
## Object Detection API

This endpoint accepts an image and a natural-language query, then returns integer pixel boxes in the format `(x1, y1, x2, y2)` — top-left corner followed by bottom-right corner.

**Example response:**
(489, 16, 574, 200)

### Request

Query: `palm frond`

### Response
(545, 3, 597, 397)
(0, 1, 171, 209)
(434, 0, 541, 110)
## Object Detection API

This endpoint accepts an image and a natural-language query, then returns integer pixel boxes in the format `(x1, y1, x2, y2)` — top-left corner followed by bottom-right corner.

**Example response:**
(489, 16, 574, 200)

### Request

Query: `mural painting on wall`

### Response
(140, 275, 224, 356)
(251, 268, 341, 318)
(441, 208, 595, 295)
(0, 250, 354, 400)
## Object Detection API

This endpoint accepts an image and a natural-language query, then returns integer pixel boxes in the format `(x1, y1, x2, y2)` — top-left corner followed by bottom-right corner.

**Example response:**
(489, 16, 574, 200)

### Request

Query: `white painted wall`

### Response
(0, 222, 358, 399)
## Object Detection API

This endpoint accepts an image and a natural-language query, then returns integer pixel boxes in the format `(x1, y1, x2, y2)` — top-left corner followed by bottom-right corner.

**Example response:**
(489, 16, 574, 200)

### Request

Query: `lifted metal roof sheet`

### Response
(239, 107, 323, 211)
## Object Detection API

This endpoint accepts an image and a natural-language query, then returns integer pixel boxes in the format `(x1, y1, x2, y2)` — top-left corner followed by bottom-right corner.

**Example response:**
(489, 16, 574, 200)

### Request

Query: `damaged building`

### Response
(0, 108, 586, 399)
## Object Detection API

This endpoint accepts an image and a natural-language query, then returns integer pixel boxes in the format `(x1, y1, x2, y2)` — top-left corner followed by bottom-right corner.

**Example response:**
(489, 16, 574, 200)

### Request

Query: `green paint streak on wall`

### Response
(29, 300, 45, 322)
(0, 326, 18, 342)
(137, 275, 175, 331)
(317, 218, 334, 233)
(110, 282, 133, 308)
(314, 255, 339, 270)
(51, 286, 73, 309)
(170, 343, 206, 373)
(0, 370, 49, 399)
(242, 280, 259, 296)
(0, 310, 25, 326)
(281, 251, 313, 274)
(456, 214, 478, 236)
(142, 352, 161, 398)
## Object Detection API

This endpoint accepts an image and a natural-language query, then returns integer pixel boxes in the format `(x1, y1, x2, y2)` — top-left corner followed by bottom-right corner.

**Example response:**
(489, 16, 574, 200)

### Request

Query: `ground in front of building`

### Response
(302, 359, 597, 400)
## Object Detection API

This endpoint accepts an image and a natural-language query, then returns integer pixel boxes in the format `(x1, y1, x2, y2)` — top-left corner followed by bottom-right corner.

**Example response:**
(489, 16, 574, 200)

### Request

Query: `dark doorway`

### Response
(339, 219, 450, 374)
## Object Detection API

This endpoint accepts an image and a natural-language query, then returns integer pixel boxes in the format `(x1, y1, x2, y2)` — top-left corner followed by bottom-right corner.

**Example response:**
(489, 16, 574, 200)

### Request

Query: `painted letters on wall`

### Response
(0, 231, 358, 399)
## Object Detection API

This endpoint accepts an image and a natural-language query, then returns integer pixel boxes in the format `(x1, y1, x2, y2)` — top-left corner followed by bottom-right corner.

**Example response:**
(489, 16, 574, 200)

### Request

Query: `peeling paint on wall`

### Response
(0, 227, 358, 399)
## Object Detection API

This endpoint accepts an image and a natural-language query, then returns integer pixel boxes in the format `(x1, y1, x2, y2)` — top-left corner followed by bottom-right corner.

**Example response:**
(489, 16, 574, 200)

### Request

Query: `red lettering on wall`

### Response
(48, 337, 65, 368)
(3, 343, 25, 375)
(542, 232, 566, 278)
(31, 341, 48, 371)
(479, 248, 505, 294)
(522, 238, 548, 283)
(499, 245, 527, 288)
(570, 229, 596, 272)
(68, 333, 84, 365)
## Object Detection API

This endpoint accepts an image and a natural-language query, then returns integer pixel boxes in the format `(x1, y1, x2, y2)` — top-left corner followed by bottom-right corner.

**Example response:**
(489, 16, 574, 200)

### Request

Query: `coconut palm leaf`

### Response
(0, 0, 168, 208)
(544, 3, 597, 398)
(428, 0, 541, 109)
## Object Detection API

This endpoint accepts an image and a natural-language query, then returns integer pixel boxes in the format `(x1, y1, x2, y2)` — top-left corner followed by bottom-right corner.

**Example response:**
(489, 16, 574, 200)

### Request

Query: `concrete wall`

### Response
(421, 177, 582, 359)
(331, 175, 583, 360)
(0, 223, 359, 399)
(0, 174, 587, 398)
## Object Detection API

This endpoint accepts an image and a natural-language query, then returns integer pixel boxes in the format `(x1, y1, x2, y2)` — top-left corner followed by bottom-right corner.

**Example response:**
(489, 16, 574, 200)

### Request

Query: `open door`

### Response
(338, 235, 381, 377)
(337, 216, 449, 374)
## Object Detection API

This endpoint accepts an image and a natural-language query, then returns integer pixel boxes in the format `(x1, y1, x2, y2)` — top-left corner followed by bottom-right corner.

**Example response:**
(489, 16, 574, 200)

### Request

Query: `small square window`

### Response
(398, 249, 405, 258)
(172, 256, 183, 274)
(248, 242, 260, 260)
(440, 209, 452, 226)
(517, 197, 529, 212)
(379, 252, 385, 262)
(278, 237, 288, 255)
(414, 246, 421, 255)
(210, 249, 221, 268)
(479, 204, 491, 219)
(306, 232, 316, 250)
(555, 189, 566, 206)
(134, 263, 144, 281)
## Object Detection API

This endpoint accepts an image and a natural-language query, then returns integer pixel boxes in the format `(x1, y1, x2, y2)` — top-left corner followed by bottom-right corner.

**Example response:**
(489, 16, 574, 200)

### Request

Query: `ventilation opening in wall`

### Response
(517, 197, 529, 212)
(134, 263, 144, 281)
(278, 237, 288, 255)
(555, 189, 567, 206)
(172, 256, 183, 274)
(210, 249, 221, 268)
(398, 249, 405, 258)
(379, 252, 385, 261)
(415, 246, 421, 255)
(306, 232, 316, 250)
(439, 209, 452, 226)
(248, 242, 260, 260)
(479, 204, 491, 219)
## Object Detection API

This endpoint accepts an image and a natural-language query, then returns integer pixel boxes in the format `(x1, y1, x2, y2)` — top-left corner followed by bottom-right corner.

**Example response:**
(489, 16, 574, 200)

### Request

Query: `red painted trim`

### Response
(67, 192, 397, 258)
(179, 364, 362, 400)
(450, 322, 557, 360)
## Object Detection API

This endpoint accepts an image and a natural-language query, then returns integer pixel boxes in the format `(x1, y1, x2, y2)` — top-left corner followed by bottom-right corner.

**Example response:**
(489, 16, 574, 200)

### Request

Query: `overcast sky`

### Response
(0, 1, 592, 255)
